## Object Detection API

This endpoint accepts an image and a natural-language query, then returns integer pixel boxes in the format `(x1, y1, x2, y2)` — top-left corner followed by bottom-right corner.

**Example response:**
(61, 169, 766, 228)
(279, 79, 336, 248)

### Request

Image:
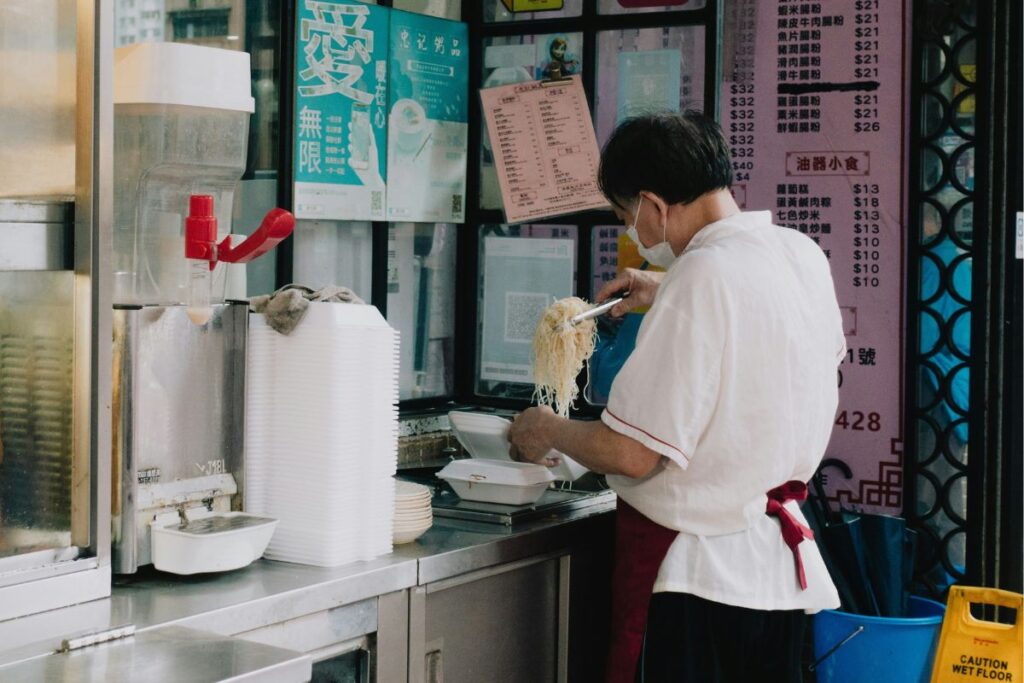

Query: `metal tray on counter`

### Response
(397, 467, 614, 527)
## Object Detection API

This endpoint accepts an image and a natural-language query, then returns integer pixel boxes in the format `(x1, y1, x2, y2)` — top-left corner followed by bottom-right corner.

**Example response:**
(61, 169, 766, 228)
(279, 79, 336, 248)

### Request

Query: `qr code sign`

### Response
(504, 292, 549, 343)
(451, 194, 463, 216)
(371, 190, 383, 214)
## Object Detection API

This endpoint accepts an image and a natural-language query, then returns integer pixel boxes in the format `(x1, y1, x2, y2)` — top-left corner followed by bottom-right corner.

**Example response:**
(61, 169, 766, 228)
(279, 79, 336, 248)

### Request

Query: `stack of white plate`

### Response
(245, 302, 399, 567)
(393, 480, 432, 544)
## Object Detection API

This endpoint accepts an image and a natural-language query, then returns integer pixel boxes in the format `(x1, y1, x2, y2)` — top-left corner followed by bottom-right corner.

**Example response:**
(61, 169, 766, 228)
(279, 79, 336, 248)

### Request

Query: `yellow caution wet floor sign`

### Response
(930, 587, 1023, 682)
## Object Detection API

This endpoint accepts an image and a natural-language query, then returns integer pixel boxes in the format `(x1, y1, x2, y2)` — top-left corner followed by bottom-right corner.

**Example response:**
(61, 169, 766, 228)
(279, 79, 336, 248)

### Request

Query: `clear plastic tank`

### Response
(113, 103, 247, 305)
(112, 42, 254, 306)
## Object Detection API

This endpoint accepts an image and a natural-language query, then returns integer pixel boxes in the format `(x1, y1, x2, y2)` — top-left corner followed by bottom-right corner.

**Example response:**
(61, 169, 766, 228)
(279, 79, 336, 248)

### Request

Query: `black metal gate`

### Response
(905, 0, 1022, 595)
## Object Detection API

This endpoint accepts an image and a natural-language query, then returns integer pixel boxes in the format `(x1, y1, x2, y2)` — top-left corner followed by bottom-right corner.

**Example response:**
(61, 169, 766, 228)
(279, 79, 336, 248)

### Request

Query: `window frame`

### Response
(454, 0, 724, 415)
(276, 0, 724, 415)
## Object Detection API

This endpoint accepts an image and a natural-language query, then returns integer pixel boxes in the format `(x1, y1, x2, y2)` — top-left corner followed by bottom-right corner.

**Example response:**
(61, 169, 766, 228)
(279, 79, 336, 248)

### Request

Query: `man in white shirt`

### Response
(507, 111, 845, 682)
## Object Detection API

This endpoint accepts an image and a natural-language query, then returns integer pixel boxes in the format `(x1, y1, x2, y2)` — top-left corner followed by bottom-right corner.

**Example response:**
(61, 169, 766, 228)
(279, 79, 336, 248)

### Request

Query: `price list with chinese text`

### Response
(720, 0, 908, 513)
(480, 76, 608, 224)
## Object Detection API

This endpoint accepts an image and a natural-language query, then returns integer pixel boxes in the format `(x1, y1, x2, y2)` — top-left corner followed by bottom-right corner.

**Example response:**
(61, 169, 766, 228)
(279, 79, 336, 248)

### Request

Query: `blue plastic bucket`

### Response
(813, 596, 946, 683)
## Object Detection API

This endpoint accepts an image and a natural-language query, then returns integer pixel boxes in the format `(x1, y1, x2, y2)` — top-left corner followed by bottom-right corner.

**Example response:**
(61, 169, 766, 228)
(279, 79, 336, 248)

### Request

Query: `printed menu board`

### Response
(720, 0, 908, 513)
(293, 1, 389, 221)
(386, 11, 469, 222)
(480, 75, 608, 224)
(479, 33, 584, 210)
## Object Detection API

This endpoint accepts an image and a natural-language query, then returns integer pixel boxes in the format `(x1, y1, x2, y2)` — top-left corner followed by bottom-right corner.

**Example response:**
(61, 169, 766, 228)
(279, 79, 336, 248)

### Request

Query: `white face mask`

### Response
(625, 195, 676, 269)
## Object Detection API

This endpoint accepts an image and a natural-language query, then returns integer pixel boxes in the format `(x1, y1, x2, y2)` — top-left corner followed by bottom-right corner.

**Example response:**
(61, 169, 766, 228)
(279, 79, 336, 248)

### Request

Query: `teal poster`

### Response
(386, 11, 468, 222)
(294, 1, 389, 221)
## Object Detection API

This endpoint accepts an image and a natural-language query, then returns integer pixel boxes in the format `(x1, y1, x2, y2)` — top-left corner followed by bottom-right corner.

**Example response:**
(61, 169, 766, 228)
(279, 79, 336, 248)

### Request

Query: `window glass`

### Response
(595, 26, 706, 145)
(476, 225, 578, 400)
(158, 0, 249, 51)
(393, 0, 460, 19)
(387, 224, 457, 400)
(292, 221, 374, 302)
(479, 33, 584, 209)
(598, 0, 706, 14)
(115, 0, 166, 45)
(245, 0, 281, 176)
(235, 1, 283, 295)
(483, 0, 583, 23)
(227, 178, 278, 297)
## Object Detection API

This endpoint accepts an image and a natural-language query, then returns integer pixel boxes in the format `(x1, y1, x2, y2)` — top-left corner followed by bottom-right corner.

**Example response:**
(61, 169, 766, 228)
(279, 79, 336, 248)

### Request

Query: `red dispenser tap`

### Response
(184, 195, 218, 264)
(216, 208, 295, 264)
(185, 194, 295, 270)
(183, 194, 295, 324)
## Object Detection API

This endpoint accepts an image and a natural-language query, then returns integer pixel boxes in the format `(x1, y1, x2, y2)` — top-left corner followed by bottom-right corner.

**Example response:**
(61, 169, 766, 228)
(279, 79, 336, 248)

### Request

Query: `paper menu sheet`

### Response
(480, 76, 608, 224)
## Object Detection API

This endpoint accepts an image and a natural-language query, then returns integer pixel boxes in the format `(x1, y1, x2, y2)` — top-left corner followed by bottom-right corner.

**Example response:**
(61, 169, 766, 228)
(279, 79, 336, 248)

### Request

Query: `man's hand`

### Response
(596, 267, 665, 316)
(507, 406, 561, 468)
(508, 407, 663, 479)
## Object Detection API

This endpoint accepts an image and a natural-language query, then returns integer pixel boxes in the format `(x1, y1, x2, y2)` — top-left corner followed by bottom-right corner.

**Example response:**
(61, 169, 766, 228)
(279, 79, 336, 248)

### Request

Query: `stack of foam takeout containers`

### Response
(440, 411, 588, 506)
(392, 480, 432, 544)
(245, 302, 399, 566)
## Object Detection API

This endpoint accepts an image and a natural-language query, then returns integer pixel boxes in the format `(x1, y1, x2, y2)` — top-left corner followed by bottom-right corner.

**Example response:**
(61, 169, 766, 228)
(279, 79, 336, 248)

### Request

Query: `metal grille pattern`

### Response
(906, 0, 977, 595)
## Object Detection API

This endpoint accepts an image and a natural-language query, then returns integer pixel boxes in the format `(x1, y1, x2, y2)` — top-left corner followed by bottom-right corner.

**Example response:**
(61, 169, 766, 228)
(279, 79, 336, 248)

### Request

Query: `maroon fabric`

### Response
(606, 483, 816, 682)
(606, 499, 680, 683)
(765, 481, 815, 590)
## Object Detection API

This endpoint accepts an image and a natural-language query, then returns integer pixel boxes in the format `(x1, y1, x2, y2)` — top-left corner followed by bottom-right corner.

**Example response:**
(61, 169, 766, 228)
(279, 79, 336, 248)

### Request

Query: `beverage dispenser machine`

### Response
(111, 42, 292, 573)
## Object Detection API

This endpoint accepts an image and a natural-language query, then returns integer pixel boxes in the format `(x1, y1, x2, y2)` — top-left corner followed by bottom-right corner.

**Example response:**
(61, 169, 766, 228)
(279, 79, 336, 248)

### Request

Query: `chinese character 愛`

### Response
(299, 1, 375, 105)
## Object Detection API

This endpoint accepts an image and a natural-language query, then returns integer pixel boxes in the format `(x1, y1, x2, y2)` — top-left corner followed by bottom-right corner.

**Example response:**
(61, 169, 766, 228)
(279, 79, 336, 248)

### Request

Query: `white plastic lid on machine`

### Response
(114, 41, 255, 113)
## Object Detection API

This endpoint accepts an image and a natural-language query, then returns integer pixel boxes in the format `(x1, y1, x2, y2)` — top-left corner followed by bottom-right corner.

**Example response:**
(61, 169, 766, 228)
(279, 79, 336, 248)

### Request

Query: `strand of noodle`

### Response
(532, 297, 598, 418)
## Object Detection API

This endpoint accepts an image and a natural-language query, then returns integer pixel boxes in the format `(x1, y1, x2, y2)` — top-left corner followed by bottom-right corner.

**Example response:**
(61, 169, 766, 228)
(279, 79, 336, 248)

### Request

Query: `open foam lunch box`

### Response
(441, 411, 588, 505)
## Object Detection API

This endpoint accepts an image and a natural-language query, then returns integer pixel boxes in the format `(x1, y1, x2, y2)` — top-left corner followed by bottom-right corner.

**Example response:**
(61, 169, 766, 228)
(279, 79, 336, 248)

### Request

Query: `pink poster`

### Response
(480, 76, 608, 224)
(720, 0, 909, 513)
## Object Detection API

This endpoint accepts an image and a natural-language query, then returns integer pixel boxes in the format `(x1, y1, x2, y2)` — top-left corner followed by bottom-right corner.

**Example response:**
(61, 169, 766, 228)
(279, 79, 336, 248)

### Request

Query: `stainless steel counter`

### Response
(0, 494, 615, 680)
(0, 627, 312, 683)
(402, 494, 615, 584)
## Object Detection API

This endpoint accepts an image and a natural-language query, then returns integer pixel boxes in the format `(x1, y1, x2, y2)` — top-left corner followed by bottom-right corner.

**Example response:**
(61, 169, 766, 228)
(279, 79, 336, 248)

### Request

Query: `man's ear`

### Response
(640, 191, 670, 222)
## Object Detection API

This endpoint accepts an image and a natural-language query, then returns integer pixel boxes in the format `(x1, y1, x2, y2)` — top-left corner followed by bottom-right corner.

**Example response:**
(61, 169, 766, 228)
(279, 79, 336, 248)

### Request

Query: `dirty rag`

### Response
(250, 284, 364, 335)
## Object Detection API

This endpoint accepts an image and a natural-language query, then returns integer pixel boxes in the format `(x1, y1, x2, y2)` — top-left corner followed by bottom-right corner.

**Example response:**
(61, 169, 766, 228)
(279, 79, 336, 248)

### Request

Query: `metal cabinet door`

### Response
(412, 556, 565, 683)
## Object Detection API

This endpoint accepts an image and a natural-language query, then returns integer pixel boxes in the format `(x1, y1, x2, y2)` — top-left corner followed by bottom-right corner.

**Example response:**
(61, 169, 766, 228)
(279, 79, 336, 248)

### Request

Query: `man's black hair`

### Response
(597, 110, 734, 210)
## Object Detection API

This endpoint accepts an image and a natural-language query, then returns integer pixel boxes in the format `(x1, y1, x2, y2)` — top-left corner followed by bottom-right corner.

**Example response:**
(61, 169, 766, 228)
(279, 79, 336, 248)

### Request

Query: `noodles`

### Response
(532, 297, 598, 418)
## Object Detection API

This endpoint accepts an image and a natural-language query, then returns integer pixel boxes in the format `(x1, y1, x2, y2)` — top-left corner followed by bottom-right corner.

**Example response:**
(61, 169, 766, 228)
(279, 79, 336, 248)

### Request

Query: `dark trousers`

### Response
(638, 592, 807, 683)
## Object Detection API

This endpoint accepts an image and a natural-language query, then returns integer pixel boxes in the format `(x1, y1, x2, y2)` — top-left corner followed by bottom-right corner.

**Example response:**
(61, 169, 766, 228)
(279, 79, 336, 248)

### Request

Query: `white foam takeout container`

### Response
(436, 459, 556, 506)
(447, 411, 589, 483)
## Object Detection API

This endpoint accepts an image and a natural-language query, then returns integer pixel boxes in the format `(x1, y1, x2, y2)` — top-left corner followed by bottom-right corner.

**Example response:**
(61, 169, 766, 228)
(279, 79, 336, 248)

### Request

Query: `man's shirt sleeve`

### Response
(601, 261, 727, 470)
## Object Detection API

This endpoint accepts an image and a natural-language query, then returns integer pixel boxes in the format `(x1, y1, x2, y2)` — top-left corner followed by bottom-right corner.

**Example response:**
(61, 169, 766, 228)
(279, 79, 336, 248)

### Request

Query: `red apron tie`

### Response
(606, 500, 679, 683)
(765, 481, 815, 590)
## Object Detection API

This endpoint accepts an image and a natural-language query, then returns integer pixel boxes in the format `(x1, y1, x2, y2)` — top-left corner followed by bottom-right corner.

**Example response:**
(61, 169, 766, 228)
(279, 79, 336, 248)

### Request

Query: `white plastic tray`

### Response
(151, 510, 278, 575)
